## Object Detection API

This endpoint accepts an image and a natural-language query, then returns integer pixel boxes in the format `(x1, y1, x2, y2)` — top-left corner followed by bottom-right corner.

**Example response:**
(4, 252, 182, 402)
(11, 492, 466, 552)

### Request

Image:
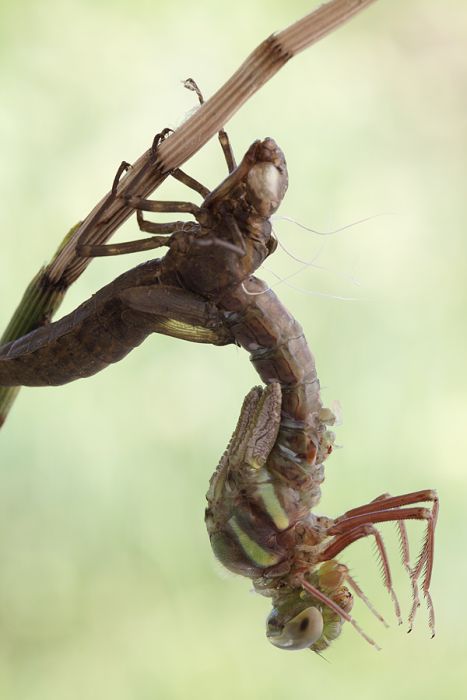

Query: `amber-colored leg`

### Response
(327, 490, 438, 636)
(333, 490, 438, 594)
(345, 573, 389, 628)
(334, 490, 437, 522)
(369, 493, 420, 622)
(320, 523, 402, 624)
(298, 576, 381, 651)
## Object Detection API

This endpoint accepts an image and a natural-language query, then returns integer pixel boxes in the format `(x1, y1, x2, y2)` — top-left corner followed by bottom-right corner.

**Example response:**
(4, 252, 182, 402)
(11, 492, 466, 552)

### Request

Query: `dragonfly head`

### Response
(245, 138, 288, 218)
(201, 137, 287, 224)
(264, 560, 353, 653)
(266, 599, 324, 651)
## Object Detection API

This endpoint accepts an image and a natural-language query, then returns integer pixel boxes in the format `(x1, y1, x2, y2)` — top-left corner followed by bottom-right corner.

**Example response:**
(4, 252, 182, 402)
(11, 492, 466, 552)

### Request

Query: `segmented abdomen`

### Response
(220, 276, 331, 512)
(0, 261, 164, 387)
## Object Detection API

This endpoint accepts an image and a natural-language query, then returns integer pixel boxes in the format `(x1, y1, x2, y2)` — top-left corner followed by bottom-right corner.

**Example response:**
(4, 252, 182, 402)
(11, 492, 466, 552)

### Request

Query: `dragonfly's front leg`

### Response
(78, 196, 201, 258)
(78, 136, 207, 258)
(183, 78, 236, 172)
(321, 490, 438, 635)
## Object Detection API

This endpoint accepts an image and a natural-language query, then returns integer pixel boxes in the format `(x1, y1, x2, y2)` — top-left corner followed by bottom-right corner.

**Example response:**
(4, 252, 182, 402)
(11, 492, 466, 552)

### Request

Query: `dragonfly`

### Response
(0, 83, 437, 653)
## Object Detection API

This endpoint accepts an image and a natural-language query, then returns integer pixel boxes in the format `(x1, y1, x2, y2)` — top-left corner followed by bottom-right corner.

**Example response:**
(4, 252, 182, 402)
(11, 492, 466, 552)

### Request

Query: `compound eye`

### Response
(266, 607, 324, 651)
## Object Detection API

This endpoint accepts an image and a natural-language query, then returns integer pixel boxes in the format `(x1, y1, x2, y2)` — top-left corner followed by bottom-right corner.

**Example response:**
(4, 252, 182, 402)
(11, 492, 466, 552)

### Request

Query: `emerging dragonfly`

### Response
(0, 82, 438, 653)
(207, 383, 437, 651)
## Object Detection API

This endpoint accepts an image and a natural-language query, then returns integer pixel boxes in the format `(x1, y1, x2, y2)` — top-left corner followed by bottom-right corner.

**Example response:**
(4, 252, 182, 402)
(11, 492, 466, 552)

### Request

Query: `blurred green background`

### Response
(1, 0, 466, 698)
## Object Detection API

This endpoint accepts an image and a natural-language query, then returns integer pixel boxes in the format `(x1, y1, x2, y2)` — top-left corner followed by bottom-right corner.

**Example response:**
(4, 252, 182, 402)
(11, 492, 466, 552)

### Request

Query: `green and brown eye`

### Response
(266, 606, 324, 651)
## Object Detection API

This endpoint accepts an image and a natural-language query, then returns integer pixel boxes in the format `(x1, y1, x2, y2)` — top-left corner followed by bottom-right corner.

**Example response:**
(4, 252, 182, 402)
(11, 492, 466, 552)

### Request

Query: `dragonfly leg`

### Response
(368, 494, 412, 566)
(333, 490, 438, 523)
(327, 506, 434, 587)
(135, 211, 200, 236)
(345, 573, 389, 628)
(368, 493, 419, 619)
(124, 194, 201, 246)
(332, 490, 438, 598)
(83, 186, 202, 258)
(218, 129, 236, 173)
(124, 196, 200, 215)
(150, 127, 212, 196)
(84, 160, 133, 227)
(183, 77, 236, 172)
(111, 160, 132, 194)
(170, 168, 211, 198)
(327, 491, 438, 636)
(78, 235, 173, 258)
(78, 205, 200, 258)
(298, 575, 381, 650)
(320, 523, 402, 625)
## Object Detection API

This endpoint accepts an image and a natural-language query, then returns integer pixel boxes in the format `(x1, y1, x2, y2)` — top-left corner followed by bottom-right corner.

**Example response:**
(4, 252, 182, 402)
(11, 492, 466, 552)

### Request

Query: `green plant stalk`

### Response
(0, 222, 81, 425)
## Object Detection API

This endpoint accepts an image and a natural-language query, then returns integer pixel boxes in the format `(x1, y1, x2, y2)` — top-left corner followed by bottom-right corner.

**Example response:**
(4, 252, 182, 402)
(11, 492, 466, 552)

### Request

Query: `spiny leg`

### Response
(407, 495, 439, 634)
(334, 490, 437, 523)
(330, 507, 433, 535)
(329, 495, 437, 636)
(184, 78, 236, 172)
(334, 491, 438, 597)
(370, 493, 420, 623)
(297, 576, 381, 651)
(345, 573, 389, 628)
(320, 523, 402, 625)
(369, 494, 412, 571)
